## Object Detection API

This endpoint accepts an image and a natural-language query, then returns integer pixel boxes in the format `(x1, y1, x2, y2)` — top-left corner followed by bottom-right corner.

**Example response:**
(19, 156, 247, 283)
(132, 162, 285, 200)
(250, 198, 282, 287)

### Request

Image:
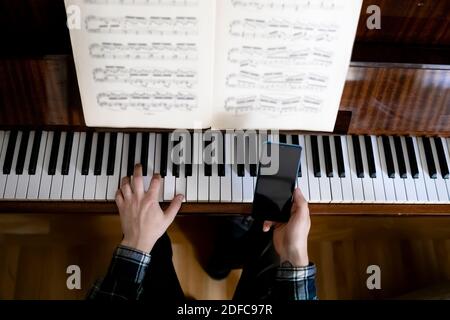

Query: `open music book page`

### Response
(211, 0, 362, 131)
(65, 0, 215, 128)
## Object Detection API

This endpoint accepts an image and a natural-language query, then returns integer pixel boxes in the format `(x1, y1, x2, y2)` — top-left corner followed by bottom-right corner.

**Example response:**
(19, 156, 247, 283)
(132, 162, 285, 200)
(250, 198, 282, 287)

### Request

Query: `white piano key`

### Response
(154, 133, 164, 202)
(84, 132, 98, 200)
(297, 135, 310, 201)
(175, 164, 187, 201)
(107, 132, 123, 200)
(186, 132, 199, 202)
(143, 133, 156, 191)
(62, 132, 80, 200)
(370, 135, 386, 203)
(210, 162, 221, 202)
(95, 132, 110, 200)
(27, 131, 48, 199)
(346, 135, 364, 202)
(408, 137, 428, 203)
(328, 135, 343, 202)
(242, 163, 254, 203)
(400, 136, 418, 203)
(163, 135, 176, 201)
(198, 133, 209, 202)
(389, 136, 407, 202)
(49, 132, 67, 199)
(16, 131, 35, 199)
(231, 163, 243, 203)
(73, 132, 87, 200)
(359, 136, 375, 202)
(430, 137, 449, 202)
(340, 136, 354, 202)
(417, 137, 438, 203)
(305, 136, 320, 202)
(220, 133, 232, 202)
(317, 136, 332, 203)
(4, 131, 23, 199)
(38, 131, 54, 200)
(444, 138, 450, 200)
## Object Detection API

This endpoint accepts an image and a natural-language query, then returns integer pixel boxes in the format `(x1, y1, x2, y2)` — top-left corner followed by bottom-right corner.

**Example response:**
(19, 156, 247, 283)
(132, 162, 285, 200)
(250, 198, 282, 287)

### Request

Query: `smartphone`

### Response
(252, 142, 302, 222)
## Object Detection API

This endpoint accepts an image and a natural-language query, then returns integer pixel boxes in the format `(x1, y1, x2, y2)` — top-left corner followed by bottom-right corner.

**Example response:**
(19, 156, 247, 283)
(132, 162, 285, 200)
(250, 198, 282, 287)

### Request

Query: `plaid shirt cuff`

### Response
(275, 263, 317, 300)
(110, 245, 151, 283)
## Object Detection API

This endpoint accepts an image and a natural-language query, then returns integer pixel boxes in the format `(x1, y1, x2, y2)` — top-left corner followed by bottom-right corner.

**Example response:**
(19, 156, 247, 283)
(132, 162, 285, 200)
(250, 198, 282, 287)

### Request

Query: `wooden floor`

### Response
(1, 213, 450, 300)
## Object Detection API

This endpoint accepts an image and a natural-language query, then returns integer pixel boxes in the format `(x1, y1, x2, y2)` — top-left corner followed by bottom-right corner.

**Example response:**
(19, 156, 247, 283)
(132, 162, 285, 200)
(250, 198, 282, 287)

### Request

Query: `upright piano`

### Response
(0, 0, 449, 216)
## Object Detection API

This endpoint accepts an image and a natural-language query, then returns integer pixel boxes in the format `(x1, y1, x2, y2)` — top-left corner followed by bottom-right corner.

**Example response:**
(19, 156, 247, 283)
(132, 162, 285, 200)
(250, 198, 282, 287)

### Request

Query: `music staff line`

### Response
(230, 0, 343, 11)
(93, 66, 198, 89)
(86, 15, 198, 35)
(85, 0, 199, 6)
(89, 42, 198, 60)
(230, 19, 338, 41)
(97, 91, 198, 111)
(224, 95, 323, 115)
(228, 46, 333, 67)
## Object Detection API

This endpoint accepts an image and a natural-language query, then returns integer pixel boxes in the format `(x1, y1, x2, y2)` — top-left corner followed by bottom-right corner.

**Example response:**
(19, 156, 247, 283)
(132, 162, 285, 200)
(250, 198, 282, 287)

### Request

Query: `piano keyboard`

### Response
(1, 130, 450, 204)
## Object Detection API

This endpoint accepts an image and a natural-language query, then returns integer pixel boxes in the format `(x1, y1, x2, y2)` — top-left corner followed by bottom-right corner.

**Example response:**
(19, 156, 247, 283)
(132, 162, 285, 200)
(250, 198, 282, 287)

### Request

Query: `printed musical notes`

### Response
(86, 16, 198, 35)
(230, 0, 342, 11)
(85, 0, 199, 6)
(89, 42, 198, 60)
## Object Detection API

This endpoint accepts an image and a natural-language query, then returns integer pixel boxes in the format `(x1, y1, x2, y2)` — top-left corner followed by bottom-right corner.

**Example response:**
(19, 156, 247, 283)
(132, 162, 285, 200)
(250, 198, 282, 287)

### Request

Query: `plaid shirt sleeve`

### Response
(272, 262, 317, 300)
(87, 245, 151, 300)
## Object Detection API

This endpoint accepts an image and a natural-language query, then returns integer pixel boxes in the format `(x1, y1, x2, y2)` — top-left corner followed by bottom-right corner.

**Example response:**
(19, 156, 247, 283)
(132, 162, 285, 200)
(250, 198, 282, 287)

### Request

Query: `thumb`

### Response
(262, 220, 274, 232)
(165, 194, 184, 223)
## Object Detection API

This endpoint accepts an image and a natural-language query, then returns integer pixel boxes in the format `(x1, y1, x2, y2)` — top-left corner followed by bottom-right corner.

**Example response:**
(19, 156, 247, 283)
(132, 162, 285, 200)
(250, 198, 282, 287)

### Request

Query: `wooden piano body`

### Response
(0, 0, 450, 216)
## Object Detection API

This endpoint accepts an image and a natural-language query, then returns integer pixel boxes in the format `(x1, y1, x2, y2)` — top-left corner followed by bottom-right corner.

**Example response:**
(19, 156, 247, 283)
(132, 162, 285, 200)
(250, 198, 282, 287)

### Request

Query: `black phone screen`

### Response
(252, 143, 302, 222)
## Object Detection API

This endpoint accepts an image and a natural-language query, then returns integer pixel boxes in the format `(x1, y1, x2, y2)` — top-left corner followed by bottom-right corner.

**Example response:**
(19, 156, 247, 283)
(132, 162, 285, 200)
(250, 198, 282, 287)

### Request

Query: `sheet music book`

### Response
(65, 0, 362, 131)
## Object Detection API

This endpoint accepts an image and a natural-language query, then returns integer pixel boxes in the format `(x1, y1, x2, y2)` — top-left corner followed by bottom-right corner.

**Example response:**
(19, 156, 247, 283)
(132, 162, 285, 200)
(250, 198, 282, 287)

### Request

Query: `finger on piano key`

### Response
(38, 131, 54, 199)
(163, 133, 176, 201)
(186, 131, 200, 202)
(16, 131, 34, 199)
(297, 135, 310, 201)
(154, 133, 164, 202)
(377, 136, 396, 203)
(328, 135, 343, 202)
(370, 135, 386, 203)
(389, 136, 407, 202)
(143, 133, 156, 191)
(4, 131, 23, 199)
(107, 132, 123, 200)
(346, 135, 364, 202)
(95, 132, 110, 200)
(417, 137, 439, 203)
(27, 131, 48, 200)
(405, 136, 427, 203)
(73, 132, 87, 200)
(141, 132, 150, 177)
(382, 136, 396, 178)
(317, 136, 332, 203)
(433, 137, 449, 179)
(305, 136, 320, 202)
(399, 136, 418, 202)
(220, 132, 232, 202)
(429, 136, 449, 202)
(359, 135, 375, 202)
(422, 137, 437, 179)
(339, 136, 354, 202)
(198, 132, 209, 202)
(49, 131, 67, 199)
(62, 132, 80, 200)
(0, 131, 7, 197)
(84, 132, 98, 200)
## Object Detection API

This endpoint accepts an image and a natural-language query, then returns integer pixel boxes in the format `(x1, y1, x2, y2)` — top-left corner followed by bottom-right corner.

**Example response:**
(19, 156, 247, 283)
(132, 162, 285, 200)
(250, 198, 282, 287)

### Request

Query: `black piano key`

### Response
(237, 164, 245, 177)
(106, 132, 117, 176)
(218, 132, 225, 177)
(310, 135, 321, 178)
(61, 131, 74, 175)
(364, 135, 376, 178)
(3, 130, 18, 174)
(405, 137, 419, 179)
(351, 135, 364, 178)
(204, 138, 212, 177)
(127, 132, 137, 177)
(382, 136, 395, 178)
(433, 137, 449, 179)
(291, 135, 302, 177)
(422, 137, 437, 179)
(15, 130, 30, 175)
(160, 133, 169, 177)
(322, 136, 333, 177)
(48, 131, 61, 175)
(185, 132, 193, 177)
(393, 136, 407, 178)
(81, 132, 93, 176)
(172, 138, 181, 178)
(28, 131, 42, 175)
(250, 163, 257, 177)
(141, 132, 150, 176)
(94, 132, 105, 176)
(334, 136, 345, 178)
(279, 134, 287, 144)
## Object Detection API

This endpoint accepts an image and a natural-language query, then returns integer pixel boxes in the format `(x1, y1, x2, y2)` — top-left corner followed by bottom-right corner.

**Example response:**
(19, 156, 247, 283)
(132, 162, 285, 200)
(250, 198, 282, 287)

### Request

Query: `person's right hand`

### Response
(262, 188, 311, 267)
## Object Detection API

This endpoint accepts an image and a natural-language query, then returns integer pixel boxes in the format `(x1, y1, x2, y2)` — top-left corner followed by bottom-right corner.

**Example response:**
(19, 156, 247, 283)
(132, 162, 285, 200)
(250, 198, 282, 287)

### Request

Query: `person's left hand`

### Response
(116, 164, 184, 253)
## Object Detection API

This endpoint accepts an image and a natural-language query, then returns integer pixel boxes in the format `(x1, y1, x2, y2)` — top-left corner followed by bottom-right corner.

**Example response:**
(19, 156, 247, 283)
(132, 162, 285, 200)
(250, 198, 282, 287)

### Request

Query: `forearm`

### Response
(87, 245, 151, 300)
